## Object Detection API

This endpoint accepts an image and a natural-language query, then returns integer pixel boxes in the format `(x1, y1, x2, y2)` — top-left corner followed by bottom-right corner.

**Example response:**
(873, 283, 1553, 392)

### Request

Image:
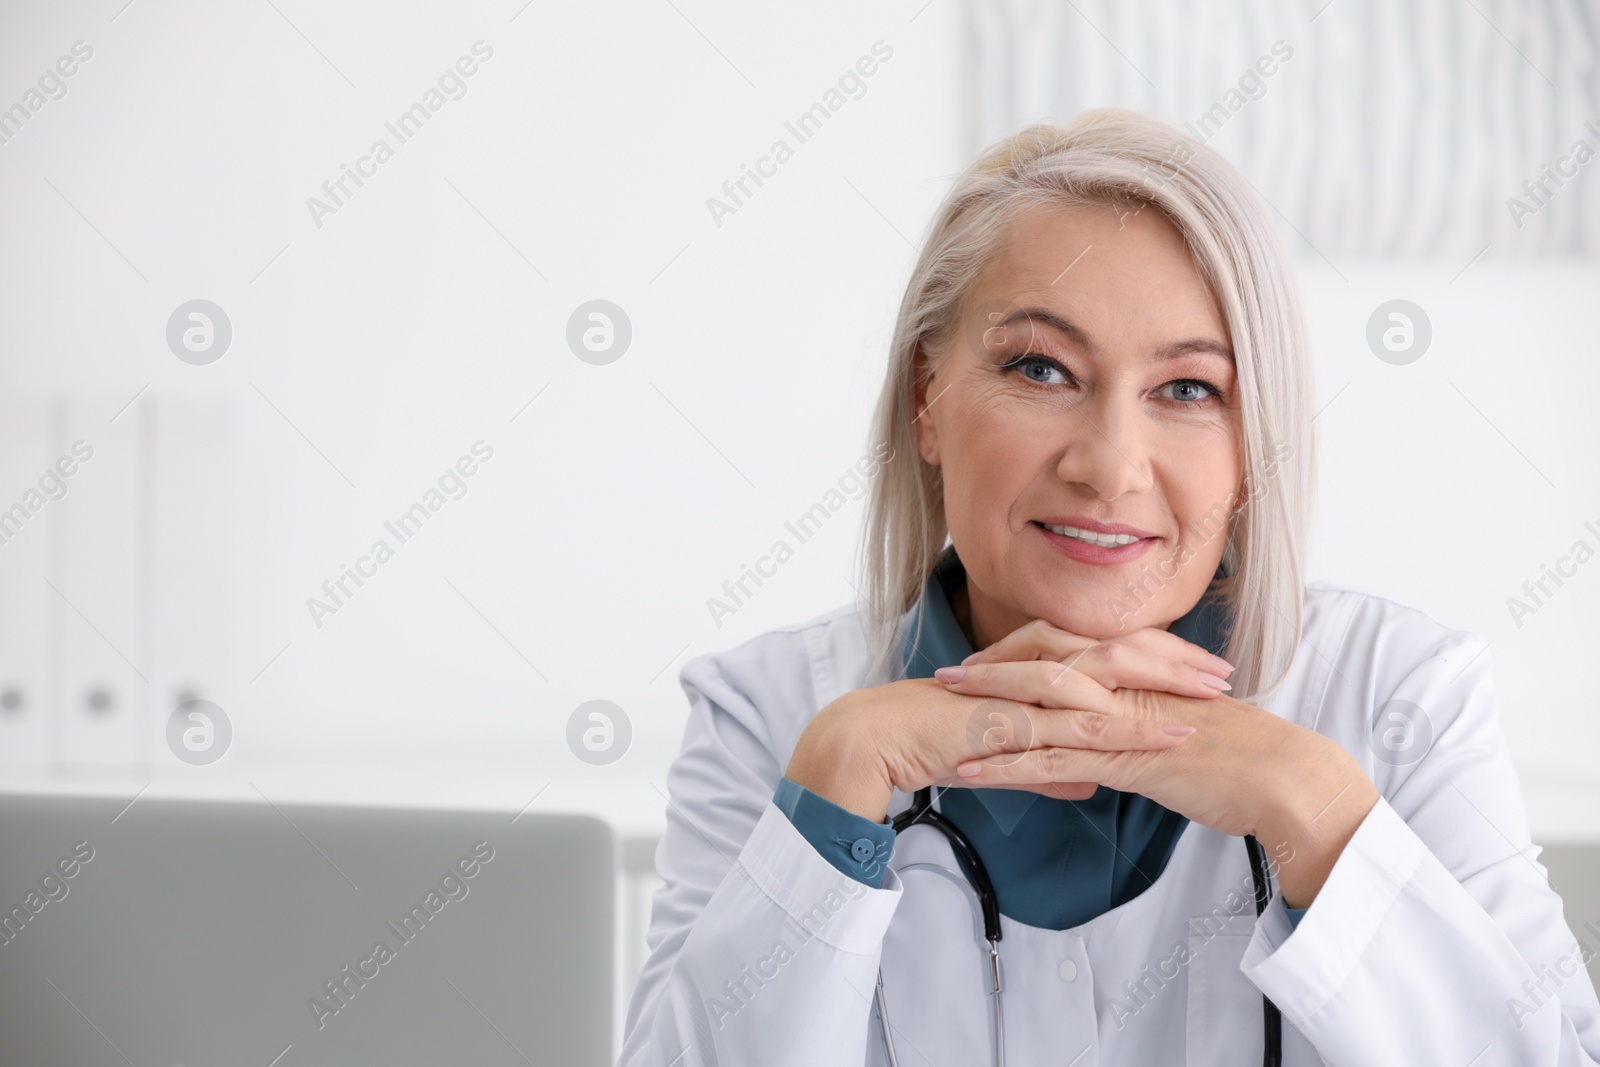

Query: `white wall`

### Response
(0, 1, 966, 824)
(1297, 261, 1600, 839)
(0, 1, 1595, 846)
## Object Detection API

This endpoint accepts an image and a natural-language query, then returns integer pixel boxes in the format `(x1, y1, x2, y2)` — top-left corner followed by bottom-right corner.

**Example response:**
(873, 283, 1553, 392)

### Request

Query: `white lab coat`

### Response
(620, 583, 1600, 1066)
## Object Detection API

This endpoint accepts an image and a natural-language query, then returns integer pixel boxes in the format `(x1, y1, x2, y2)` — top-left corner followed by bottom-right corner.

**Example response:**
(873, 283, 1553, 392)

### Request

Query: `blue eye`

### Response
(1002, 354, 1071, 386)
(1157, 379, 1220, 404)
(1001, 357, 1224, 405)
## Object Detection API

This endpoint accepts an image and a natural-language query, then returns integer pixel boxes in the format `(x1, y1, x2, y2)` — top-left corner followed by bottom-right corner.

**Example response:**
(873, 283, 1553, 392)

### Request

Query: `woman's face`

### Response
(913, 201, 1244, 648)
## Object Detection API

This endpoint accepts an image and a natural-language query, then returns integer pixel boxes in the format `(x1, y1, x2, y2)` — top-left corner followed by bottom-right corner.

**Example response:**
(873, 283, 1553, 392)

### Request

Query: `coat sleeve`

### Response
(618, 640, 904, 1067)
(1240, 624, 1600, 1065)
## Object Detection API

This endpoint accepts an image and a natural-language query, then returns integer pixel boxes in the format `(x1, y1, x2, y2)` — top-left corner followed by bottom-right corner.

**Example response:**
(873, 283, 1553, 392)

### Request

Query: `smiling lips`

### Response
(1031, 516, 1158, 564)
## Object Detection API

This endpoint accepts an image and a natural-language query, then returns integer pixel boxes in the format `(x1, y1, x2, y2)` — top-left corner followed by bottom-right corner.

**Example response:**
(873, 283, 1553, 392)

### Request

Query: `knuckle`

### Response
(1124, 688, 1166, 722)
(1035, 660, 1068, 688)
(1091, 642, 1124, 672)
(1013, 620, 1048, 652)
(1074, 710, 1111, 740)
(1039, 747, 1070, 776)
(1077, 644, 1119, 688)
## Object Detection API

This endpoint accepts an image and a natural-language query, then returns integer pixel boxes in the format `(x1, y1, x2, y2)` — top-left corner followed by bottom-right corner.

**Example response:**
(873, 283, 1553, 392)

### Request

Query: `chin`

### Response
(1039, 596, 1180, 640)
(1036, 606, 1132, 641)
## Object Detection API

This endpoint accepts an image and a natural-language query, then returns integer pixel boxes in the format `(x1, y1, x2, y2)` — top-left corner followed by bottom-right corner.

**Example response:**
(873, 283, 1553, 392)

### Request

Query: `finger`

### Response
(927, 772, 1098, 802)
(955, 746, 1148, 787)
(958, 775, 1100, 796)
(959, 618, 1094, 666)
(940, 648, 1228, 703)
(938, 660, 1117, 712)
(1027, 708, 1196, 752)
(1111, 627, 1234, 677)
(960, 618, 1234, 680)
(1031, 781, 1099, 801)
(1072, 642, 1231, 697)
(962, 698, 1195, 759)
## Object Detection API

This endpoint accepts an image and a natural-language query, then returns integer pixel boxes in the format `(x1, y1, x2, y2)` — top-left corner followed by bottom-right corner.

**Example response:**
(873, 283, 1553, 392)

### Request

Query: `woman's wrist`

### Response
(1254, 733, 1380, 908)
(785, 694, 895, 824)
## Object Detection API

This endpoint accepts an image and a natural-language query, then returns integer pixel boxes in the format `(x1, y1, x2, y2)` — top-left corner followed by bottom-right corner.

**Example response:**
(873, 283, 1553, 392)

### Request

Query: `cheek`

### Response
(945, 403, 1044, 509)
(935, 415, 1027, 564)
(1162, 433, 1243, 555)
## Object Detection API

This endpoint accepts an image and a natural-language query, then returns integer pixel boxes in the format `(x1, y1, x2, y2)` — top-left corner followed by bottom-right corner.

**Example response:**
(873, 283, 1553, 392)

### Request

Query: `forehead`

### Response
(968, 201, 1230, 349)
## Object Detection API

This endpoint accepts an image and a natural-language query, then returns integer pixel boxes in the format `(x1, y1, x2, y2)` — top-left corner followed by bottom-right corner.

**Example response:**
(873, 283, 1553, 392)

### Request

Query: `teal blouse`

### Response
(774, 544, 1306, 930)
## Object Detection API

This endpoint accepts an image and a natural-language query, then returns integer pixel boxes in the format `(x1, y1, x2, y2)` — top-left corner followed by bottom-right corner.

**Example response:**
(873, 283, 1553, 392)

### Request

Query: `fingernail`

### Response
(957, 761, 982, 777)
(960, 651, 978, 665)
(1212, 658, 1236, 675)
(1196, 671, 1231, 691)
(935, 666, 966, 683)
(1163, 724, 1196, 736)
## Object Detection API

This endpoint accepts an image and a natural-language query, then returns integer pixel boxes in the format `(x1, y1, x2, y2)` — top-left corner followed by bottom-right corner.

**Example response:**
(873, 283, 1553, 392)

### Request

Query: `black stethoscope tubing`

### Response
(893, 785, 1284, 1067)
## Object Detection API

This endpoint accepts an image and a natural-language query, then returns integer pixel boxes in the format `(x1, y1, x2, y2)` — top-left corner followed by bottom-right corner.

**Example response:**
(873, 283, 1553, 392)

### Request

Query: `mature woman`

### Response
(619, 109, 1600, 1065)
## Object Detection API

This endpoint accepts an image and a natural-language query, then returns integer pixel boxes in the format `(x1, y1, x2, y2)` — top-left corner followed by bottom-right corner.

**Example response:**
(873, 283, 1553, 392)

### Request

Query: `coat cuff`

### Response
(734, 801, 903, 955)
(1240, 795, 1425, 1014)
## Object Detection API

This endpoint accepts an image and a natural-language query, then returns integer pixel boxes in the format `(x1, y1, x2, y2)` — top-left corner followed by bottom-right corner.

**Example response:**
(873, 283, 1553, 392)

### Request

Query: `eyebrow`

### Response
(996, 306, 1235, 363)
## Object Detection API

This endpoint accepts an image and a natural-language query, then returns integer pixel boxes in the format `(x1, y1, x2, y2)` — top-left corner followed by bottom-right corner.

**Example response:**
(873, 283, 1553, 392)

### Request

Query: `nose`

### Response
(1054, 392, 1154, 501)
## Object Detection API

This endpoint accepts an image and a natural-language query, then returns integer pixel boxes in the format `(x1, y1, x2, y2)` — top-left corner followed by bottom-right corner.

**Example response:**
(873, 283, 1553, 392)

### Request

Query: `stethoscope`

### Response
(873, 785, 1286, 1067)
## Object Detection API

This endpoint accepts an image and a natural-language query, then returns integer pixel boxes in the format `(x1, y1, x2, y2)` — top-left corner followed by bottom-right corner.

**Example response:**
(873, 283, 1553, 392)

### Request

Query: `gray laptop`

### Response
(0, 793, 615, 1067)
(1542, 842, 1600, 993)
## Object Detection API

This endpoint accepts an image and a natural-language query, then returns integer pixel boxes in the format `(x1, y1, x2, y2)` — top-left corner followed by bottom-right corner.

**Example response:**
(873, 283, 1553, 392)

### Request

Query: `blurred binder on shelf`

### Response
(150, 396, 235, 766)
(0, 397, 57, 768)
(53, 392, 147, 772)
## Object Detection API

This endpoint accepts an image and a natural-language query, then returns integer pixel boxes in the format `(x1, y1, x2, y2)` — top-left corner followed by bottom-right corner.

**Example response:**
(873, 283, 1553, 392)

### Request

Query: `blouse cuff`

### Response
(773, 777, 896, 888)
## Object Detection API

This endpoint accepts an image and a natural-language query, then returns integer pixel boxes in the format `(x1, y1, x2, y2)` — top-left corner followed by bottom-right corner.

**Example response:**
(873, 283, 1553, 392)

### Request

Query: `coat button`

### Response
(1058, 959, 1078, 982)
(850, 838, 875, 863)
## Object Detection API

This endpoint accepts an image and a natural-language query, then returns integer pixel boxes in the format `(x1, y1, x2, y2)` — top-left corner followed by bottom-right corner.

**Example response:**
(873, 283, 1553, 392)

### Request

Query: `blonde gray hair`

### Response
(857, 107, 1314, 701)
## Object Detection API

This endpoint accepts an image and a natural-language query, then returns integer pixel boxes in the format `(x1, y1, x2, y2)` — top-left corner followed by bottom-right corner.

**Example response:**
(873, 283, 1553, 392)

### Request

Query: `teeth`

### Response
(1043, 523, 1142, 547)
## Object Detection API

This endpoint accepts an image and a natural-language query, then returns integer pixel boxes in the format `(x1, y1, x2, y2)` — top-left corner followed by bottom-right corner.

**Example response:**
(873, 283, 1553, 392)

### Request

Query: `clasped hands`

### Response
(790, 616, 1380, 906)
(920, 618, 1380, 906)
(925, 619, 1289, 841)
